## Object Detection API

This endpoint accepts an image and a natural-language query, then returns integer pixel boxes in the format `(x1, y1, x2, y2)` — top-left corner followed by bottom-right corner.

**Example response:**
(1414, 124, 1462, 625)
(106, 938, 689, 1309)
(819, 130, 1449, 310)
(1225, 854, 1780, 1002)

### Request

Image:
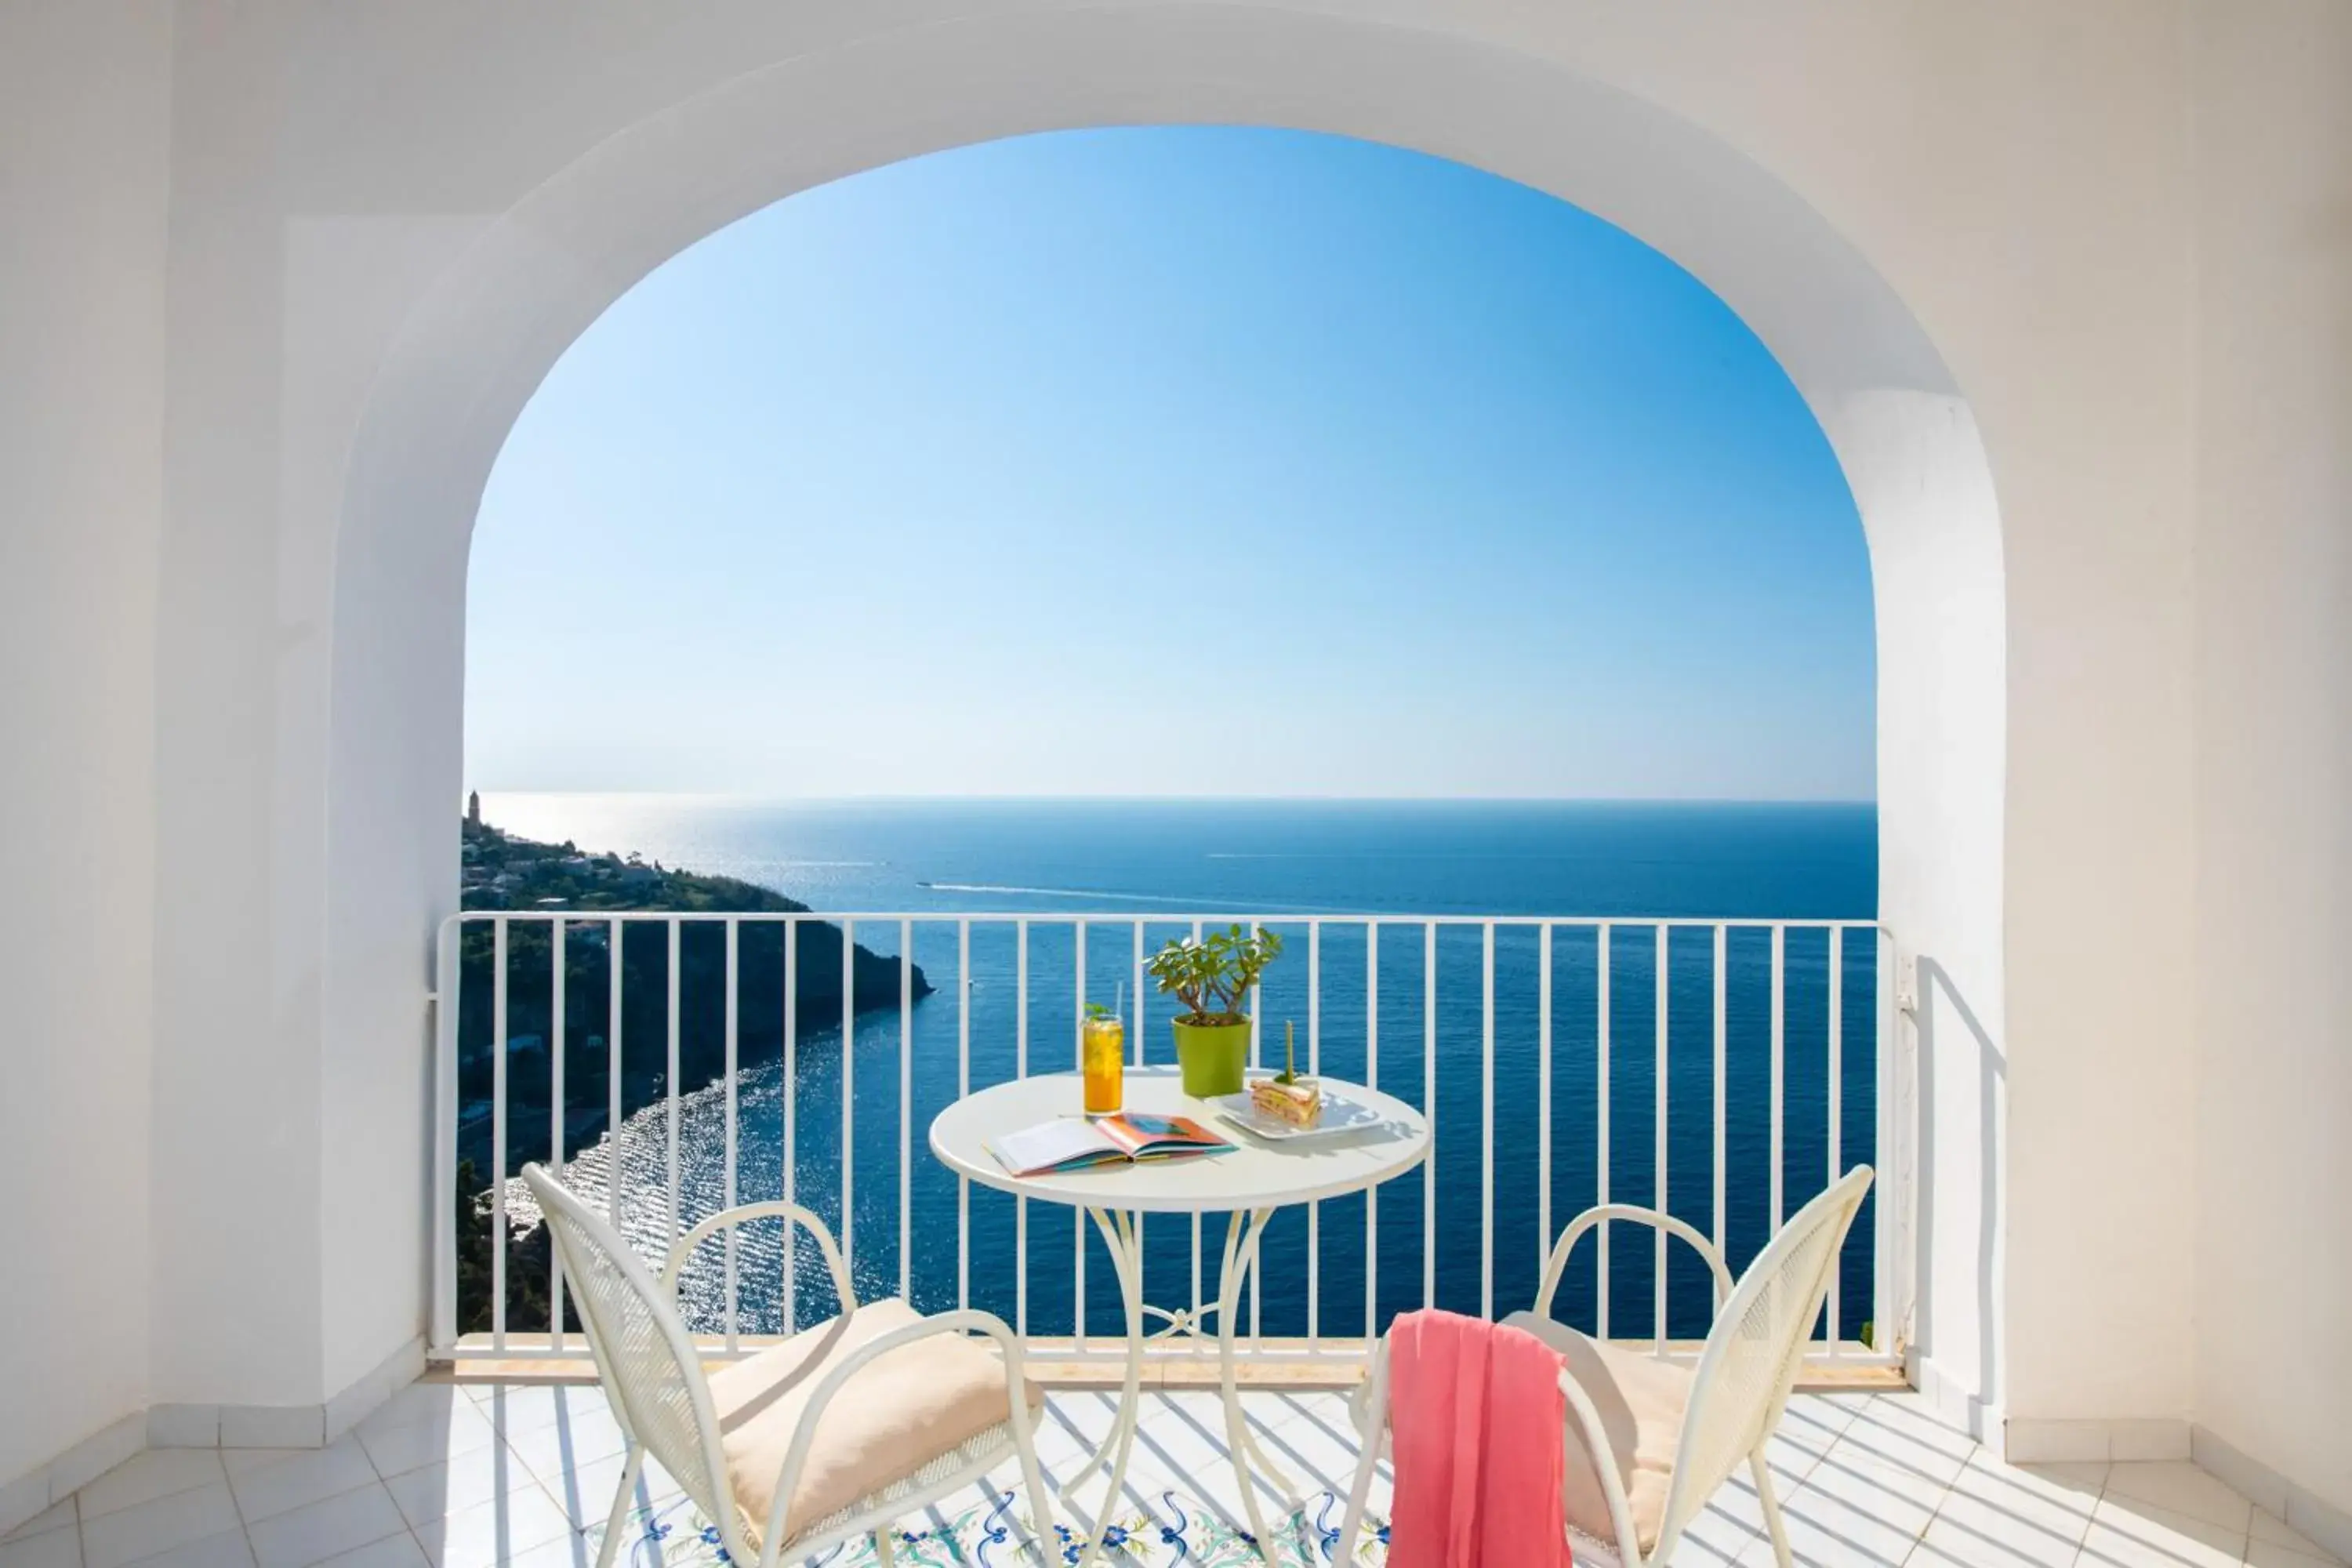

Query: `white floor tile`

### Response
(225, 1444, 381, 1527)
(2250, 1508, 2347, 1564)
(310, 1534, 427, 1568)
(2249, 1537, 2346, 1568)
(245, 1487, 408, 1568)
(78, 1455, 229, 1526)
(408, 1487, 576, 1568)
(477, 1536, 591, 1568)
(357, 1412, 499, 1486)
(1674, 1505, 1761, 1567)
(1947, 1457, 2117, 1542)
(2102, 1464, 2255, 1536)
(4, 1504, 78, 1546)
(496, 1417, 627, 1487)
(115, 1530, 253, 1568)
(2006, 1461, 2112, 1507)
(530, 1451, 683, 1534)
(354, 1388, 477, 1444)
(81, 1485, 243, 1568)
(1805, 1439, 1958, 1520)
(472, 1392, 607, 1443)
(1777, 1399, 1863, 1465)
(383, 1457, 546, 1534)
(1912, 1490, 2089, 1568)
(1252, 1414, 1363, 1498)
(0, 1526, 81, 1568)
(1788, 1394, 1867, 1439)
(1762, 1430, 1835, 1493)
(1835, 1399, 1976, 1487)
(1740, 1468, 1944, 1566)
(2079, 1498, 2245, 1568)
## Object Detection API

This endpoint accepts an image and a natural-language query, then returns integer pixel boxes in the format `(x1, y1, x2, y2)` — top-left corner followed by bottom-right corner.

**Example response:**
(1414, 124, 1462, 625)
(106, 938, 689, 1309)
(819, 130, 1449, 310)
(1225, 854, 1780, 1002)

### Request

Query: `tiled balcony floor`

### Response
(5, 1381, 2341, 1568)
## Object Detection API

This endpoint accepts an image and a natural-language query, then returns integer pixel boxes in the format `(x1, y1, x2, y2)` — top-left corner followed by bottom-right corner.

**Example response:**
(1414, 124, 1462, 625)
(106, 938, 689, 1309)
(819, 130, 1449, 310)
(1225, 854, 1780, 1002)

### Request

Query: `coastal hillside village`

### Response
(459, 792, 673, 909)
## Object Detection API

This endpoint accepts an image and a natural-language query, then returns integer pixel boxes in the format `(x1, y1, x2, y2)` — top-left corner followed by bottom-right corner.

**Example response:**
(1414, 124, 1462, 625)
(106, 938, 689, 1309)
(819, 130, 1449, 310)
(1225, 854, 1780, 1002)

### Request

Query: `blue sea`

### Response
(481, 794, 1881, 1347)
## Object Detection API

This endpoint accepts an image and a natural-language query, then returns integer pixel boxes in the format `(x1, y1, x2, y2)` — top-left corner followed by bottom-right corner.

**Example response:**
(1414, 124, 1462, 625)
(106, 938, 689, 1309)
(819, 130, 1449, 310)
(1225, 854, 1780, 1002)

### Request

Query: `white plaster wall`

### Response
(0, 0, 172, 1486)
(2188, 0, 2352, 1519)
(146, 5, 326, 1411)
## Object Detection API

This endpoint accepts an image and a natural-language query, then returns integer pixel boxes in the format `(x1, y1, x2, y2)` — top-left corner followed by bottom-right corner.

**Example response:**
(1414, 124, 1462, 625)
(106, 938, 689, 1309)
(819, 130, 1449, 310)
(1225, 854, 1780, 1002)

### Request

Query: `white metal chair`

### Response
(521, 1163, 1056, 1568)
(1339, 1165, 1873, 1566)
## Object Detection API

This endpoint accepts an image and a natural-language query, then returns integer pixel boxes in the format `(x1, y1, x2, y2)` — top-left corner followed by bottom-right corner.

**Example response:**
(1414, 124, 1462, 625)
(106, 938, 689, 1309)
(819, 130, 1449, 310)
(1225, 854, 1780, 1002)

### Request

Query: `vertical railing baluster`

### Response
(430, 922, 458, 1356)
(1131, 919, 1145, 1338)
(958, 920, 971, 1316)
(782, 917, 796, 1333)
(1481, 920, 1495, 1324)
(1423, 920, 1436, 1310)
(1654, 922, 1669, 1356)
(1308, 918, 1322, 1352)
(723, 918, 739, 1353)
(1539, 921, 1552, 1285)
(1876, 925, 1896, 1361)
(1131, 920, 1146, 1065)
(550, 917, 566, 1353)
(842, 919, 855, 1291)
(1771, 924, 1786, 1232)
(899, 920, 913, 1307)
(608, 917, 623, 1236)
(1713, 924, 1727, 1265)
(1828, 924, 1844, 1354)
(666, 918, 681, 1248)
(1250, 920, 1262, 1348)
(1597, 923, 1611, 1341)
(491, 916, 509, 1352)
(1014, 920, 1028, 1338)
(1366, 922, 1380, 1342)
(1192, 918, 1203, 1332)
(1074, 920, 1087, 1352)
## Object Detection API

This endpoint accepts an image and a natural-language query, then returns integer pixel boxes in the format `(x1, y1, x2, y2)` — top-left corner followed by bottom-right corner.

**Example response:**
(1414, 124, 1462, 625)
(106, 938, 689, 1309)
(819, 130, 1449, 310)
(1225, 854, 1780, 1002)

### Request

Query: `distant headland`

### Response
(455, 814, 931, 1178)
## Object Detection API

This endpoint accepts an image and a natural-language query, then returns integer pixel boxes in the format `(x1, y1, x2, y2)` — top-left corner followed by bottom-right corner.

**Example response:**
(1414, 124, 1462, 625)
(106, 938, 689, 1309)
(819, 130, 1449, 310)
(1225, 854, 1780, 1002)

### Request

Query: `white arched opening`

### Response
(320, 4, 2005, 1432)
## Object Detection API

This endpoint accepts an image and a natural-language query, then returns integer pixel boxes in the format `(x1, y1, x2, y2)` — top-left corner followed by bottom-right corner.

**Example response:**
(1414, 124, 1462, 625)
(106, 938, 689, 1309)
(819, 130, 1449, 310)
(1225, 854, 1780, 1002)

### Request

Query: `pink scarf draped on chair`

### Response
(1383, 1308, 1572, 1567)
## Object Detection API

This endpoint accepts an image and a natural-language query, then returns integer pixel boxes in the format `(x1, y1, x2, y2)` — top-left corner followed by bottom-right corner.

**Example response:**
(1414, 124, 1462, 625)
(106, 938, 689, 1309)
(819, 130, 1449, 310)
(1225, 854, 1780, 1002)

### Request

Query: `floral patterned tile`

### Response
(586, 1486, 1390, 1567)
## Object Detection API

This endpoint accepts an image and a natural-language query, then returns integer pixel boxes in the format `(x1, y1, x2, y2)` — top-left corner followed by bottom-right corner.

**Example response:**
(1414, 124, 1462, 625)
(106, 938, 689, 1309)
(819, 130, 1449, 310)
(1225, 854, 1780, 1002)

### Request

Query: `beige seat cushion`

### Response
(709, 1298, 1042, 1547)
(1500, 1311, 1693, 1553)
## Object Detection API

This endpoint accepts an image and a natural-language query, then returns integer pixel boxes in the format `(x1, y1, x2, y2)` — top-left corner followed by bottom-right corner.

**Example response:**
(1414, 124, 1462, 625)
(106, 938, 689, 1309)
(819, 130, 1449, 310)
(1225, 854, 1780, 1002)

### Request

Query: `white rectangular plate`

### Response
(1210, 1087, 1381, 1143)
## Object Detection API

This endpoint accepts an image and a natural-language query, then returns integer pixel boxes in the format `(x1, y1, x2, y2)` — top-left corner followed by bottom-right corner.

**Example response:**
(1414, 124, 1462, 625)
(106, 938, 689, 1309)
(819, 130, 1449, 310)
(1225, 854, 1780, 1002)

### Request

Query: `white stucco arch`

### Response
(322, 4, 2006, 1429)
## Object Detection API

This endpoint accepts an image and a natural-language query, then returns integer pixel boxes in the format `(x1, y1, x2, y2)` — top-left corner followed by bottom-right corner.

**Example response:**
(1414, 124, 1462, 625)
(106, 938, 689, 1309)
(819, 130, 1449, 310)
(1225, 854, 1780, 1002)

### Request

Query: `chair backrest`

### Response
(1656, 1165, 1874, 1552)
(521, 1164, 736, 1536)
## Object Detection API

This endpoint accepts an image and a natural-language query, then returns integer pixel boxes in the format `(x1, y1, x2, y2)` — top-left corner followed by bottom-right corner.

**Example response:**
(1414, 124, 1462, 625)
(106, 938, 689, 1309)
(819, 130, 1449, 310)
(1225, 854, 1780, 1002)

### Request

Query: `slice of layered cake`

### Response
(1250, 1073, 1323, 1130)
(1250, 1021, 1323, 1128)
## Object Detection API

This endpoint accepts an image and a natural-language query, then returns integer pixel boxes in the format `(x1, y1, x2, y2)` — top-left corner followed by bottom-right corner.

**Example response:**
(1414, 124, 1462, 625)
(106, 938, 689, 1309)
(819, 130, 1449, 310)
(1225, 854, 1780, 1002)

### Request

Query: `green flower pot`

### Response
(1171, 1018, 1251, 1098)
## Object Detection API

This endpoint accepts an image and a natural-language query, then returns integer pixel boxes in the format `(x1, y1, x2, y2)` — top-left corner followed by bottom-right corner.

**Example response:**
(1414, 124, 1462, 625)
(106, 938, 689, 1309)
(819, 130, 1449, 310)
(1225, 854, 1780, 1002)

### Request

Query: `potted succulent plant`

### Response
(1145, 924, 1283, 1097)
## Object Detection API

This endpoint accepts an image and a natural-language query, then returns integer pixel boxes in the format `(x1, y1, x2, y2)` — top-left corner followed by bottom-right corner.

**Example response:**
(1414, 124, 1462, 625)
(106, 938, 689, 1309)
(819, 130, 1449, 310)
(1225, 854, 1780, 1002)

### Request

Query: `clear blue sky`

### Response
(467, 126, 1872, 800)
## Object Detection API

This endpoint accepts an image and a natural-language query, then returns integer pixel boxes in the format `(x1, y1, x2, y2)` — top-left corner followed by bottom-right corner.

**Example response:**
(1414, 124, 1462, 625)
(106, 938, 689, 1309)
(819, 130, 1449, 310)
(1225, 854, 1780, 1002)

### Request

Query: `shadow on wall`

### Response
(1913, 953, 2005, 1430)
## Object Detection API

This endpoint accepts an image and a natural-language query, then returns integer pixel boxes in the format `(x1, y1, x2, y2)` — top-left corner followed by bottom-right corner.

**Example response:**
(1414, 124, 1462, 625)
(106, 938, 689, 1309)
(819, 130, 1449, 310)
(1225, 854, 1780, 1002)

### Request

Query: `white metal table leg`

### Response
(1057, 1207, 1148, 1568)
(1217, 1206, 1297, 1556)
(1057, 1204, 1301, 1563)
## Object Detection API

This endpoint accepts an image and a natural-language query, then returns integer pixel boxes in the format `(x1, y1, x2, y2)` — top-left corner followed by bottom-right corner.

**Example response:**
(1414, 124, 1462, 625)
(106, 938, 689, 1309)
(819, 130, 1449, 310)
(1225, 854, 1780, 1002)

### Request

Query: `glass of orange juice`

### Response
(1082, 1001, 1125, 1117)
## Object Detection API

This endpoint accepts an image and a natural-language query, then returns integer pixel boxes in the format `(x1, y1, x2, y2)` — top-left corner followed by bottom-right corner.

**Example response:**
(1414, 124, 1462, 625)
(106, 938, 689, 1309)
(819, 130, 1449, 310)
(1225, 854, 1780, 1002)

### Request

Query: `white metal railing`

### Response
(430, 912, 1904, 1372)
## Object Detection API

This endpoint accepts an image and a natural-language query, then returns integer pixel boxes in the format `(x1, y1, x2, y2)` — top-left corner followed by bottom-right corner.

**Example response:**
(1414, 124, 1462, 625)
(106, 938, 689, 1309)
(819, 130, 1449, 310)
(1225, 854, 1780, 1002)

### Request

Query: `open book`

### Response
(985, 1112, 1233, 1177)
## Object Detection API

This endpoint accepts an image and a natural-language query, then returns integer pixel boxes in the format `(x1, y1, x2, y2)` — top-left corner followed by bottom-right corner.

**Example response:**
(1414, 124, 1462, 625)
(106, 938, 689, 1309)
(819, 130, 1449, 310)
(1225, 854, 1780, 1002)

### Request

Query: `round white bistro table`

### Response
(928, 1065, 1428, 1563)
